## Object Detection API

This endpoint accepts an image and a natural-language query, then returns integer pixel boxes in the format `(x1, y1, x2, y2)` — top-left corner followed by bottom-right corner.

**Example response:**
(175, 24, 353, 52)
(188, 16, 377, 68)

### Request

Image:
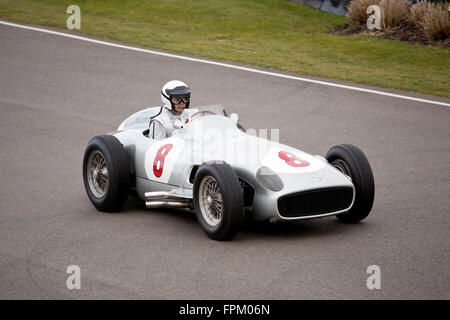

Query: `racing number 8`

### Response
(279, 151, 309, 167)
(153, 144, 173, 177)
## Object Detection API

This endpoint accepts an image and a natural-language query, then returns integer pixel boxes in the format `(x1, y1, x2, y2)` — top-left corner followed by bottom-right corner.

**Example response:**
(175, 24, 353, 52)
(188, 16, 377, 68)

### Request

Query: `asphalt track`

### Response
(0, 22, 449, 299)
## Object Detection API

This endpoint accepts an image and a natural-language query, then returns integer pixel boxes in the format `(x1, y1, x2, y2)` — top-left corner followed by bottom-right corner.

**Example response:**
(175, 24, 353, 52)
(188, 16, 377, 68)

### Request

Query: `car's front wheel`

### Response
(326, 144, 375, 223)
(83, 135, 130, 212)
(193, 162, 244, 240)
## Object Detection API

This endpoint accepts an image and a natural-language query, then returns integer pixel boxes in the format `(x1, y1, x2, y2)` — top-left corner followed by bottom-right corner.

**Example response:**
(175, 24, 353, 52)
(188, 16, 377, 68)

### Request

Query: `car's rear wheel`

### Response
(326, 144, 375, 223)
(83, 135, 130, 212)
(193, 162, 244, 240)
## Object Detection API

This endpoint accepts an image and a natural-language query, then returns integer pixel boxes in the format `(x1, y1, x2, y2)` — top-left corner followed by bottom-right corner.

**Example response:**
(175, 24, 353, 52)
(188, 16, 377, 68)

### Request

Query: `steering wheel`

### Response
(188, 110, 216, 122)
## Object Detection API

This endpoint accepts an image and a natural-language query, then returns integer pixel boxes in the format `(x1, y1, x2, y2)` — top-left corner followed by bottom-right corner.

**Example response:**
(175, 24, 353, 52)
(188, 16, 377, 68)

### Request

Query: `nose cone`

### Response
(277, 164, 353, 195)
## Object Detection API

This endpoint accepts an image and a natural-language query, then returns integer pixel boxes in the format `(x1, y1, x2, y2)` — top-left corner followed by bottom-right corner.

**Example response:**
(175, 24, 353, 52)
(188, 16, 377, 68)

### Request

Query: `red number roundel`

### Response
(279, 151, 309, 167)
(153, 144, 173, 177)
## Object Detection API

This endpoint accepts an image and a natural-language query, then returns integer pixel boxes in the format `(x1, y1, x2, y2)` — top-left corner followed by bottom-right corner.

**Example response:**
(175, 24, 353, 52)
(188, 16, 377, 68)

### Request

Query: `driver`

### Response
(150, 80, 195, 137)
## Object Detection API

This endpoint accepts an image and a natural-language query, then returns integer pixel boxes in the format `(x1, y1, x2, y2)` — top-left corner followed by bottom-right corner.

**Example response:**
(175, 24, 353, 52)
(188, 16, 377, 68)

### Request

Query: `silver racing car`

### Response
(83, 105, 375, 240)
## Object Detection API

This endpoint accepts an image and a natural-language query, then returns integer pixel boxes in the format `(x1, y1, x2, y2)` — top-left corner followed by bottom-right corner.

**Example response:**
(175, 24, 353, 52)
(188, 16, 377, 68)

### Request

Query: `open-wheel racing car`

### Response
(83, 105, 375, 240)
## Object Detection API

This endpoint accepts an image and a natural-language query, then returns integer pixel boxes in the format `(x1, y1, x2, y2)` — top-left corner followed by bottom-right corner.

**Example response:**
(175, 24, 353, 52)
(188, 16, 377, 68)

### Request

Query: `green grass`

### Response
(1, 0, 449, 98)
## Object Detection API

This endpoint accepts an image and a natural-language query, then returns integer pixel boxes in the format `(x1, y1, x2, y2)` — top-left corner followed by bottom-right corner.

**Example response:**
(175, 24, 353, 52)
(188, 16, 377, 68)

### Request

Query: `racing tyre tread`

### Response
(83, 135, 130, 212)
(193, 162, 244, 240)
(326, 144, 375, 223)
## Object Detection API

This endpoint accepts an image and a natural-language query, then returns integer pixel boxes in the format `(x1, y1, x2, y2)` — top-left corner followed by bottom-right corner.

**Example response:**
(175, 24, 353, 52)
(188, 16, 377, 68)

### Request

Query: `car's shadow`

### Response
(122, 195, 367, 241)
(241, 218, 348, 240)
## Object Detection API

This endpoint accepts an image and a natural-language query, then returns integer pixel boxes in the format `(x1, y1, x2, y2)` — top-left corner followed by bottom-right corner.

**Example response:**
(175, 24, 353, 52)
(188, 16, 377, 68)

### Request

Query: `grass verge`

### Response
(0, 0, 449, 98)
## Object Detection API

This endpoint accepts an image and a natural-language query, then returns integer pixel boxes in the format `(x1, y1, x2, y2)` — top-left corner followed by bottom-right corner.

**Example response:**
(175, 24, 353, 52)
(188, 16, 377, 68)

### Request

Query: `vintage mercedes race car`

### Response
(83, 105, 375, 240)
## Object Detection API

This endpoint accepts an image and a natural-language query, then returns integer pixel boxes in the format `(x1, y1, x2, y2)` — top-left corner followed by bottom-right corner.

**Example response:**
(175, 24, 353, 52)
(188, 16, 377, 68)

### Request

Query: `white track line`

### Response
(1, 20, 449, 107)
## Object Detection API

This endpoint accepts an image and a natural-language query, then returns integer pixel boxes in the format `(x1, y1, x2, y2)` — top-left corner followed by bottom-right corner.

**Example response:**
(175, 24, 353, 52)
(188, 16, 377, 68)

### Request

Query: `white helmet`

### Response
(161, 80, 191, 111)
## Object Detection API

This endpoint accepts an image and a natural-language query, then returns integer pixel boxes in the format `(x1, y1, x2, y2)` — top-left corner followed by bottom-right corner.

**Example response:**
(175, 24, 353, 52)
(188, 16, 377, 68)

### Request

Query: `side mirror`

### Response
(229, 113, 239, 125)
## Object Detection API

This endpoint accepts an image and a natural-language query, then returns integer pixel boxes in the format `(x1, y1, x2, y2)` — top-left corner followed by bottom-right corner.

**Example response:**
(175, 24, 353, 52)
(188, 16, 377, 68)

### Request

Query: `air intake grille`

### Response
(278, 187, 353, 218)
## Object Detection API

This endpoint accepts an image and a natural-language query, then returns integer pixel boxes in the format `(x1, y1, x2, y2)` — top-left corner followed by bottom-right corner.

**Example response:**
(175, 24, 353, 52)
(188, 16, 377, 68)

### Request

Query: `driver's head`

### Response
(161, 80, 191, 114)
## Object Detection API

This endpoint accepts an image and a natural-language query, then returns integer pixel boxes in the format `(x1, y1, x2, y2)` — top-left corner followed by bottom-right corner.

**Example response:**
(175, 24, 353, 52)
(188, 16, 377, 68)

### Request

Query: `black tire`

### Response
(325, 144, 375, 223)
(83, 135, 130, 212)
(193, 162, 244, 240)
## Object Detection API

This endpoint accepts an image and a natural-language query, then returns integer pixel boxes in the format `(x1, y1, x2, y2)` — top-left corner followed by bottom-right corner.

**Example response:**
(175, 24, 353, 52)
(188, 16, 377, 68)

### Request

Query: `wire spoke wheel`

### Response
(83, 135, 130, 212)
(193, 162, 244, 240)
(87, 150, 109, 198)
(198, 176, 223, 227)
(331, 159, 352, 178)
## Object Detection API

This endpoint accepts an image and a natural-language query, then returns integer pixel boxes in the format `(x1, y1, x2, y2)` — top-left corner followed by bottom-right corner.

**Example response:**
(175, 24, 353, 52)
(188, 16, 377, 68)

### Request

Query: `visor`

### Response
(165, 85, 191, 96)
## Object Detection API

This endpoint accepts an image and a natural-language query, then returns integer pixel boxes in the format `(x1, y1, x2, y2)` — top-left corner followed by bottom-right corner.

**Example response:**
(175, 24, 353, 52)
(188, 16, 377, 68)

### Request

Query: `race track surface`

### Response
(0, 23, 449, 299)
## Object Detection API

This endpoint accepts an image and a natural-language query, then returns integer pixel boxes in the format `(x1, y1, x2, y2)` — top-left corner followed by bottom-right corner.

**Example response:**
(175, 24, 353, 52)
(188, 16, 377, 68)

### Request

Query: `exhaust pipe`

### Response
(145, 200, 192, 209)
(145, 192, 190, 201)
(144, 191, 193, 209)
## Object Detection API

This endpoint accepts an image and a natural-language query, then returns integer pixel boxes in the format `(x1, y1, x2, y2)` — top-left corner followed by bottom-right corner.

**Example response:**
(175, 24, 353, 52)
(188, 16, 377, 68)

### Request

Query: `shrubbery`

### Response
(346, 0, 450, 41)
(379, 0, 412, 30)
(347, 0, 382, 26)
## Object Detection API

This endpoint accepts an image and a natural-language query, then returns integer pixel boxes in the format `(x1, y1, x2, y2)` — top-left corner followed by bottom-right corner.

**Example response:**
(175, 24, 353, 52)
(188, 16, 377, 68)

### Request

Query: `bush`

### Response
(379, 0, 412, 30)
(346, 0, 411, 29)
(345, 0, 450, 42)
(409, 0, 431, 28)
(346, 0, 381, 27)
(421, 2, 450, 40)
(409, 1, 450, 40)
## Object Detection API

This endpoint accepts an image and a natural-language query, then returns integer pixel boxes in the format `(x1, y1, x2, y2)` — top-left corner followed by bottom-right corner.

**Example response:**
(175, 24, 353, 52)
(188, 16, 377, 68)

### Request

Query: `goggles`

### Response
(171, 95, 190, 104)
